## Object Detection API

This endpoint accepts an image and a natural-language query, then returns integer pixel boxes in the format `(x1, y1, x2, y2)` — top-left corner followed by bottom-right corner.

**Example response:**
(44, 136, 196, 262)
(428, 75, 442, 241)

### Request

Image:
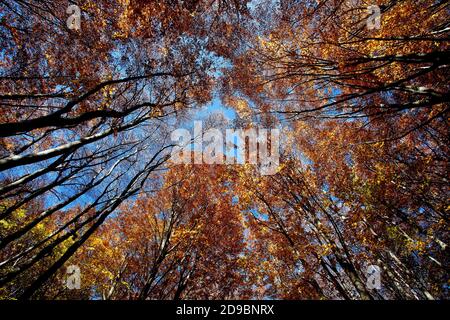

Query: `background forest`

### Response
(0, 0, 448, 300)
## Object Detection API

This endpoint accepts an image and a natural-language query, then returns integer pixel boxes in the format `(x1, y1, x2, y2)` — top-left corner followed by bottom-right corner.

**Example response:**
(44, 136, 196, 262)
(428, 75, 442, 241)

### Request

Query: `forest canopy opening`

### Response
(0, 0, 448, 301)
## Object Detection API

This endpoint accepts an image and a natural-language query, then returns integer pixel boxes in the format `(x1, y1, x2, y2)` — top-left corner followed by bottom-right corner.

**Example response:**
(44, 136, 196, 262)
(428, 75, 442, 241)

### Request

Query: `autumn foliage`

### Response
(0, 0, 448, 300)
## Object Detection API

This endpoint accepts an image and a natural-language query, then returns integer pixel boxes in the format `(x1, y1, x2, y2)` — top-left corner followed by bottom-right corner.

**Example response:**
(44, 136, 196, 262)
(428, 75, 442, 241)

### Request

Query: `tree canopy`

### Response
(0, 0, 448, 300)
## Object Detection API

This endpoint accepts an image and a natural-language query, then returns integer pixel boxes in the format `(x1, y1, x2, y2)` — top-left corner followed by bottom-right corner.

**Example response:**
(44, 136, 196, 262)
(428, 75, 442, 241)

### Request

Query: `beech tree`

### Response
(0, 0, 448, 300)
(0, 0, 249, 299)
